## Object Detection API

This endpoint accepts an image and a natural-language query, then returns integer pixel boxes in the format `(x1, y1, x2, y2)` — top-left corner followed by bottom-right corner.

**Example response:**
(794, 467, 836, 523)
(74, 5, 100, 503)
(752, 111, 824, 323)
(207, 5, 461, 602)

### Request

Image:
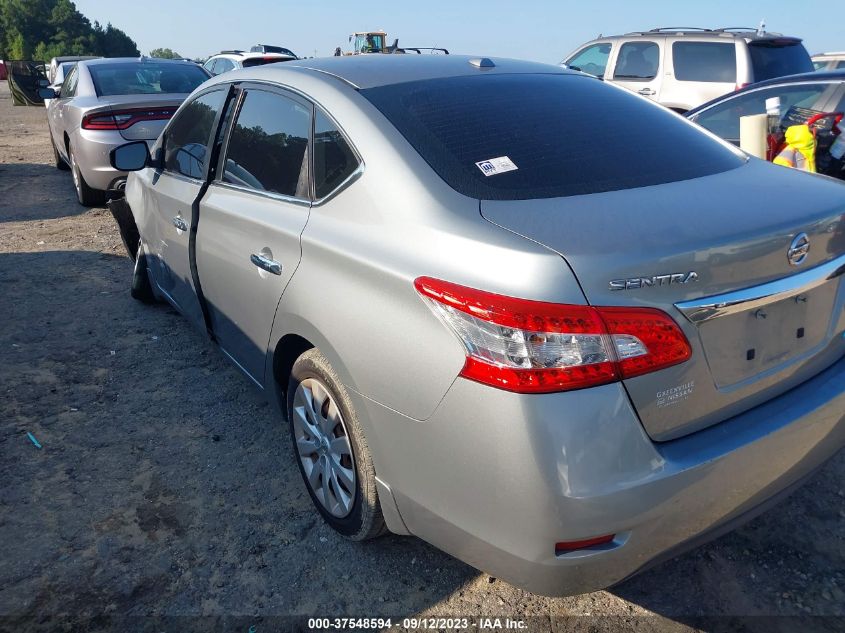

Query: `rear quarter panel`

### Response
(262, 80, 587, 422)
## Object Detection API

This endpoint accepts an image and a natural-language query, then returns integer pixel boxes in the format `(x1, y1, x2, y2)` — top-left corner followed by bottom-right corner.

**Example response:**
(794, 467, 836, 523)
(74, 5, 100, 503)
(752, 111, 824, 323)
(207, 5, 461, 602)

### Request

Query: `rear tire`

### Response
(131, 241, 156, 304)
(287, 348, 387, 541)
(69, 144, 105, 207)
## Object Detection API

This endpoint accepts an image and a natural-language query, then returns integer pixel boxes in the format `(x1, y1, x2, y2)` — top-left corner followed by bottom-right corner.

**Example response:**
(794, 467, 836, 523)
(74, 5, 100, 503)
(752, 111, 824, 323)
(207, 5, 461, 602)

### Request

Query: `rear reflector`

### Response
(82, 107, 177, 130)
(555, 535, 615, 554)
(414, 277, 691, 394)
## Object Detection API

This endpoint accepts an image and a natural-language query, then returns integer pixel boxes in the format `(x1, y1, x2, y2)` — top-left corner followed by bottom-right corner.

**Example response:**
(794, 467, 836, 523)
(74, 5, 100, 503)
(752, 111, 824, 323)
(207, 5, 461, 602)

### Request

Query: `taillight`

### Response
(414, 277, 691, 394)
(81, 107, 176, 130)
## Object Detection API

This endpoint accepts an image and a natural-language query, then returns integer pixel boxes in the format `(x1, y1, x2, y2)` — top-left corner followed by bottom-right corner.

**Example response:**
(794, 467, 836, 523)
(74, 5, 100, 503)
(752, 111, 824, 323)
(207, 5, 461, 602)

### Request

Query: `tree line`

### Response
(0, 0, 139, 61)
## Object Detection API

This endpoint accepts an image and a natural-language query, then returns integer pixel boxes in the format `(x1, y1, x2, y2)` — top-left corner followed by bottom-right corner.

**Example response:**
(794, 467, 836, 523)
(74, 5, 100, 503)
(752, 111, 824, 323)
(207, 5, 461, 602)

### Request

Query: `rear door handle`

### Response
(172, 216, 188, 231)
(638, 88, 656, 96)
(250, 253, 282, 275)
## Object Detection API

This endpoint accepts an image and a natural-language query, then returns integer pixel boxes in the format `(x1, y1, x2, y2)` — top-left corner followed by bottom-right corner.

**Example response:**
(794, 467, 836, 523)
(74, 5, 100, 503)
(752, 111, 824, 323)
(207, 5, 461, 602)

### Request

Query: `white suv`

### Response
(202, 50, 296, 76)
(563, 27, 814, 112)
(813, 52, 845, 72)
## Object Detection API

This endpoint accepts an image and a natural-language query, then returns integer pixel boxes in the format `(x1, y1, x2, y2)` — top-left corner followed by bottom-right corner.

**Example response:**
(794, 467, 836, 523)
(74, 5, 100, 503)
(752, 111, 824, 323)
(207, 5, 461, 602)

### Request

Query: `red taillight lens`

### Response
(555, 534, 615, 554)
(414, 277, 691, 394)
(81, 107, 176, 130)
(596, 307, 692, 379)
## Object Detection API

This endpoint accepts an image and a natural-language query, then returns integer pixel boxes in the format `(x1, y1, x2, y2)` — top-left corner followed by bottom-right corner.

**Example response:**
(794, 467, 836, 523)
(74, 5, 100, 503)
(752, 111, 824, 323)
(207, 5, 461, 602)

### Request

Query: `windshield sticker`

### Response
(476, 156, 518, 176)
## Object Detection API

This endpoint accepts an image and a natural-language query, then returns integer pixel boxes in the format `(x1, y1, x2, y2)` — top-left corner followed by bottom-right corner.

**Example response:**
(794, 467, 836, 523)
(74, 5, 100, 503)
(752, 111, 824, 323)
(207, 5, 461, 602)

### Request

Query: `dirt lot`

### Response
(0, 81, 843, 633)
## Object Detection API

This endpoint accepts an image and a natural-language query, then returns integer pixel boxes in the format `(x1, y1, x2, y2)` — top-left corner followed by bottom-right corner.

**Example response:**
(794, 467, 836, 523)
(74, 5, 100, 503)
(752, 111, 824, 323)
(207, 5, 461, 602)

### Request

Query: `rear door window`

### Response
(613, 41, 660, 80)
(222, 88, 311, 197)
(313, 108, 360, 199)
(565, 43, 612, 78)
(692, 83, 833, 141)
(362, 73, 742, 200)
(164, 89, 227, 179)
(60, 66, 78, 98)
(672, 42, 736, 82)
(748, 41, 814, 81)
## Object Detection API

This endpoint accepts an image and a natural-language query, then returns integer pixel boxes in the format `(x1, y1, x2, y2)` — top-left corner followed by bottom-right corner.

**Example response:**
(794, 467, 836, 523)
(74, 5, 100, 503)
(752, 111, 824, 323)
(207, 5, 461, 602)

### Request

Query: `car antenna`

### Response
(756, 19, 766, 36)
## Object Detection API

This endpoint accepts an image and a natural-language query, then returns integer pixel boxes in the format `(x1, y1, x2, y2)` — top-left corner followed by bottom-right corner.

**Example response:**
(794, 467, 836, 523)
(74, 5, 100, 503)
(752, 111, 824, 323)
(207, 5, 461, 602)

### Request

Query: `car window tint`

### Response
(89, 62, 208, 96)
(693, 84, 831, 141)
(60, 67, 77, 98)
(565, 43, 611, 78)
(836, 61, 845, 70)
(362, 73, 742, 200)
(314, 108, 359, 199)
(222, 89, 310, 197)
(614, 41, 659, 80)
(203, 59, 216, 73)
(242, 57, 291, 68)
(748, 42, 814, 81)
(673, 42, 736, 82)
(164, 90, 227, 179)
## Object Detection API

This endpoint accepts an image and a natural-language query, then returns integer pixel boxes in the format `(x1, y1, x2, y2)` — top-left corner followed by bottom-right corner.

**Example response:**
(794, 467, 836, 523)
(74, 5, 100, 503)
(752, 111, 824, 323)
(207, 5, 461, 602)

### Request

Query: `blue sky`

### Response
(73, 0, 839, 63)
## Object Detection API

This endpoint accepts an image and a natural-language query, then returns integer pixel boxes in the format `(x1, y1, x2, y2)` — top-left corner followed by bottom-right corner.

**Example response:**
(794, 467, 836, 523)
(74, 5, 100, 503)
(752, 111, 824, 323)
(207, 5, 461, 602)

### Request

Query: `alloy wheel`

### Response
(291, 378, 357, 518)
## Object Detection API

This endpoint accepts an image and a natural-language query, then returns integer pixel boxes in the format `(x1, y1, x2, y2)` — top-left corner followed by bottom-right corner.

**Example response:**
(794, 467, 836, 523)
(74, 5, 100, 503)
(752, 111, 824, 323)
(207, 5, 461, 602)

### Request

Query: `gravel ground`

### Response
(0, 81, 843, 633)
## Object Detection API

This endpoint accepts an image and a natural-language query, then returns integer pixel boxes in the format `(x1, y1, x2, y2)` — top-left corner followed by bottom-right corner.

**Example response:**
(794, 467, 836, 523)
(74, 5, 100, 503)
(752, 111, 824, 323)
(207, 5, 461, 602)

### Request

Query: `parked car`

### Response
(47, 55, 98, 84)
(813, 52, 845, 71)
(6, 59, 48, 106)
(202, 50, 296, 76)
(563, 27, 814, 112)
(250, 44, 298, 58)
(109, 55, 845, 597)
(42, 61, 77, 108)
(40, 57, 210, 205)
(686, 70, 845, 179)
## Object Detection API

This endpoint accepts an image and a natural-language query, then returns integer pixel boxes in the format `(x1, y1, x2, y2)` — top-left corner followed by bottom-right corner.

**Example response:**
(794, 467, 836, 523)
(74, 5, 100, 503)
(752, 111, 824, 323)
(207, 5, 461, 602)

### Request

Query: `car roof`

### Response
(687, 70, 845, 115)
(258, 54, 575, 90)
(587, 29, 800, 43)
(214, 51, 294, 59)
(80, 57, 199, 67)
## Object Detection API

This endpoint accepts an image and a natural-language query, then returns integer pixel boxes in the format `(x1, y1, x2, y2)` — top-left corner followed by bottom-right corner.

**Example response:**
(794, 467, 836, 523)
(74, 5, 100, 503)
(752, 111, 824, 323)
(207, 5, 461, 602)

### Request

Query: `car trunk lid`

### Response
(481, 160, 845, 440)
(87, 95, 186, 140)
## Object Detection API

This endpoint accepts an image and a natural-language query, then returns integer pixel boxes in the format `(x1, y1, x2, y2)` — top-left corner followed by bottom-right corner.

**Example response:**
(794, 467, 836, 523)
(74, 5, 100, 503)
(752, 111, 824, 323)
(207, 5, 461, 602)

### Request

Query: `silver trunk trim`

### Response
(675, 253, 845, 324)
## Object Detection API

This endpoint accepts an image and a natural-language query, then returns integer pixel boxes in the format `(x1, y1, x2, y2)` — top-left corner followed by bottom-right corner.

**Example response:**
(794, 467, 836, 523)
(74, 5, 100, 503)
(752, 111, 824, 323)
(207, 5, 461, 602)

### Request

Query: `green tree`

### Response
(149, 47, 180, 59)
(0, 0, 139, 59)
(91, 21, 139, 56)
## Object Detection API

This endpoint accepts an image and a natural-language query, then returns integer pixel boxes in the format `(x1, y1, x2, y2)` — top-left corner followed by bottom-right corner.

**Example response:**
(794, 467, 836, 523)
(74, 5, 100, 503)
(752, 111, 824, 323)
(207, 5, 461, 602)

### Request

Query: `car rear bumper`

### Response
(74, 129, 153, 191)
(355, 353, 845, 596)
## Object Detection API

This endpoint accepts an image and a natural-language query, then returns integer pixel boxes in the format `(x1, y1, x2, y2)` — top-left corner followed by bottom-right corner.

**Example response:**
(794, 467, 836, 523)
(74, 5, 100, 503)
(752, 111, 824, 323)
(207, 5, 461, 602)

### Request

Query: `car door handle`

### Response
(638, 88, 656, 96)
(172, 216, 188, 231)
(250, 253, 282, 275)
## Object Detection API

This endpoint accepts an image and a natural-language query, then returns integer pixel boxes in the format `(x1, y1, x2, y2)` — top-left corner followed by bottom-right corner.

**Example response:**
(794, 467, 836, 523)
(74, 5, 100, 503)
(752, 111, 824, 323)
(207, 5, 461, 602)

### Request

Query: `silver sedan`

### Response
(110, 55, 845, 596)
(42, 57, 209, 205)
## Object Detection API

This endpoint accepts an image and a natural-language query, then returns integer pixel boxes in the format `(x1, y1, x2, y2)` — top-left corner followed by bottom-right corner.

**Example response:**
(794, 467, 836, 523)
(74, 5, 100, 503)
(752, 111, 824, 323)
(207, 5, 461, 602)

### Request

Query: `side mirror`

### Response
(38, 87, 58, 100)
(110, 141, 150, 171)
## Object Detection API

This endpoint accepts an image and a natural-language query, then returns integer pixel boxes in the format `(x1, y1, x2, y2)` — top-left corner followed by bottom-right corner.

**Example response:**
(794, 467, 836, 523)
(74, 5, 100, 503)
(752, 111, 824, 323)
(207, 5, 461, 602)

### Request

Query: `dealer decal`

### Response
(476, 156, 518, 176)
(656, 381, 695, 408)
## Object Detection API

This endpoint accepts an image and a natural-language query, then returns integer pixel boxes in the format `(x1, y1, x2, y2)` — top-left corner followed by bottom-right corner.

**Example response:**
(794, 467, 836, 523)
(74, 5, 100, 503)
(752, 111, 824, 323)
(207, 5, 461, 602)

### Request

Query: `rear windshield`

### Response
(749, 41, 813, 81)
(242, 57, 291, 68)
(361, 74, 743, 200)
(89, 62, 208, 96)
